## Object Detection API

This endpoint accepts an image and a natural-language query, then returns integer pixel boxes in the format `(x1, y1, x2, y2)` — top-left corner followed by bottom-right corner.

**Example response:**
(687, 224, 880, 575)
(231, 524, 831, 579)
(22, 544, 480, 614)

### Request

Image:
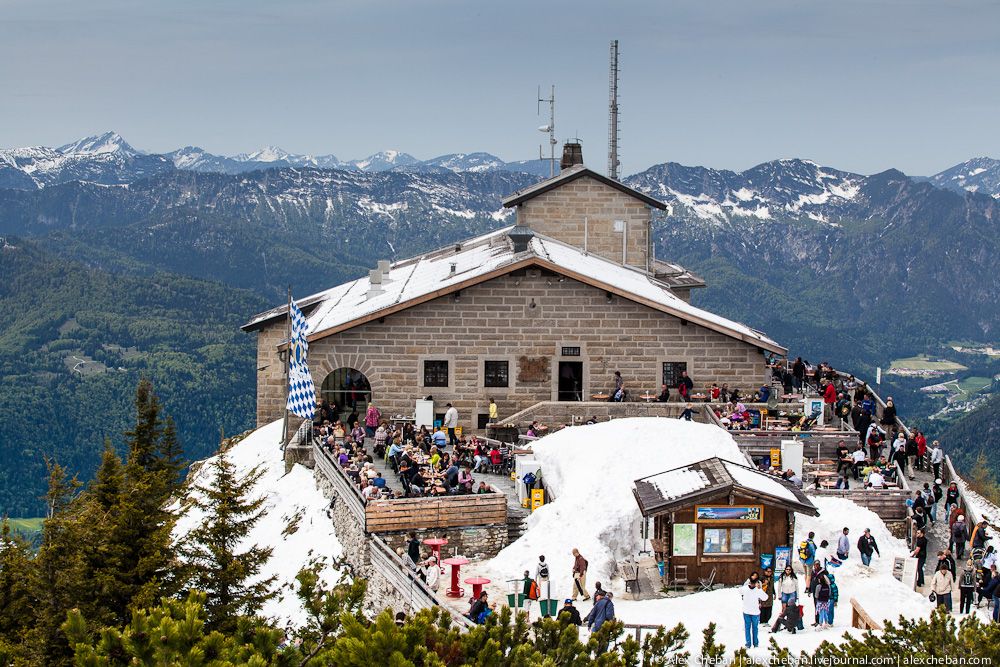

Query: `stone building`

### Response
(243, 145, 785, 429)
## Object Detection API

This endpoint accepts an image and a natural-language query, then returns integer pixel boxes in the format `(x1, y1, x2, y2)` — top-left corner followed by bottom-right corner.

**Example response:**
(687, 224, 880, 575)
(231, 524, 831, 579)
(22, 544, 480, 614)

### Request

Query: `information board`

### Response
(672, 523, 697, 556)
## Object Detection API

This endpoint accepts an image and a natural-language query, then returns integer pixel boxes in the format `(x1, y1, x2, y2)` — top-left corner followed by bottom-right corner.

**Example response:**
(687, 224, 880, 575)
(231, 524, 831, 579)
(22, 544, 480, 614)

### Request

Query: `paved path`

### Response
(907, 461, 950, 590)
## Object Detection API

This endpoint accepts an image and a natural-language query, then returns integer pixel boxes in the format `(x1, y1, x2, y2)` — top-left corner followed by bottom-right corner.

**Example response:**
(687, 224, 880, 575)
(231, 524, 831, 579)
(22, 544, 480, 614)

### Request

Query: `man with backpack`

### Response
(799, 532, 817, 587)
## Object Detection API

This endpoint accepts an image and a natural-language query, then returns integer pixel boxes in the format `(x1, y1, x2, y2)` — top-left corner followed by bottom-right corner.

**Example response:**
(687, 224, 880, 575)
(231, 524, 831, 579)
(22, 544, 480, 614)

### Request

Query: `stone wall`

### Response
(515, 174, 652, 270)
(256, 323, 287, 427)
(254, 270, 769, 429)
(380, 524, 509, 563)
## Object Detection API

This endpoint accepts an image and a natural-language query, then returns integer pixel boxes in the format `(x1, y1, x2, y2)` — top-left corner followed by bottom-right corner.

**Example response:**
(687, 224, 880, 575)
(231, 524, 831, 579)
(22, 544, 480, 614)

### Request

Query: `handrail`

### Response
(369, 533, 474, 629)
(312, 437, 367, 523)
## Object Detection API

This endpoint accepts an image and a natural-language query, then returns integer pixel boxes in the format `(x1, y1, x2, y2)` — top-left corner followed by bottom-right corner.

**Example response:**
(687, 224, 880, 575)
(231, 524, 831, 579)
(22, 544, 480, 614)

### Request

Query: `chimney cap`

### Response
(508, 224, 535, 253)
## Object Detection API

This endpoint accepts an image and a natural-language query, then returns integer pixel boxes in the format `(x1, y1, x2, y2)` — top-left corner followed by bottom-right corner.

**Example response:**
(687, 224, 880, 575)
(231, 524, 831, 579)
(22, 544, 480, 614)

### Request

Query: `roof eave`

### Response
(502, 167, 667, 210)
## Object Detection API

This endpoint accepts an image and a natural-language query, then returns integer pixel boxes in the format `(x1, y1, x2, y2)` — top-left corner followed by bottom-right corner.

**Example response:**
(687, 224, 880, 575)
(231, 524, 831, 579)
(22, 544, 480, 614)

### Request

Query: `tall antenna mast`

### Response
(537, 85, 556, 178)
(608, 39, 621, 180)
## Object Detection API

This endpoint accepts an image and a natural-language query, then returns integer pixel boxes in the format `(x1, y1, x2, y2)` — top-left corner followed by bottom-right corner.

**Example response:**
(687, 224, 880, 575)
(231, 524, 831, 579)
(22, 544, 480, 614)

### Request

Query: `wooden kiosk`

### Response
(633, 457, 818, 587)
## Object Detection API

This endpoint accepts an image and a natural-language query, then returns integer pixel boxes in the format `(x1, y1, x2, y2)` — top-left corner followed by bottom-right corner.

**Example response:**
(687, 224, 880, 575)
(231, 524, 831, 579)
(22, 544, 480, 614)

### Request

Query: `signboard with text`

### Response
(694, 505, 764, 523)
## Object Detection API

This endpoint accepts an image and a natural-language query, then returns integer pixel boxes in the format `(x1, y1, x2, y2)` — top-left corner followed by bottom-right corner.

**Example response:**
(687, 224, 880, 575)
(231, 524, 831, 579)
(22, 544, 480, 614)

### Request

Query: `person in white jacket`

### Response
(741, 579, 768, 649)
(444, 403, 459, 447)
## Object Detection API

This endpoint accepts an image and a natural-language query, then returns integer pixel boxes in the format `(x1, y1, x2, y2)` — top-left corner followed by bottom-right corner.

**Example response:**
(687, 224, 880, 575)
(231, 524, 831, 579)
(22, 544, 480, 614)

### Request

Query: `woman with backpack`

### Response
(535, 555, 551, 602)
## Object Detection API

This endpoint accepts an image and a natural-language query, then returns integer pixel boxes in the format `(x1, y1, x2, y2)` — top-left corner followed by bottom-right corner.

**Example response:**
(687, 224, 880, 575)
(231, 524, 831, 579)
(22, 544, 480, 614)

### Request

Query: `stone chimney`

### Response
(560, 140, 583, 170)
(367, 268, 384, 299)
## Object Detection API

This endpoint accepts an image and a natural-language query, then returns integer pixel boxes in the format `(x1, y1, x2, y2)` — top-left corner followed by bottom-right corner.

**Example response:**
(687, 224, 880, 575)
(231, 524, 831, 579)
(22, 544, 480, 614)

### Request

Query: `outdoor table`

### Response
(691, 393, 707, 401)
(465, 576, 491, 599)
(814, 471, 838, 477)
(640, 393, 656, 402)
(442, 556, 470, 598)
(781, 394, 801, 400)
(423, 537, 448, 572)
(591, 393, 609, 400)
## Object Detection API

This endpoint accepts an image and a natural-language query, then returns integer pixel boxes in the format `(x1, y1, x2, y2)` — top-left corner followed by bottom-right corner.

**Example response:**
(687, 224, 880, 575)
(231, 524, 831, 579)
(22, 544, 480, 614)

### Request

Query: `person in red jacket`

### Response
(822, 380, 837, 423)
(915, 430, 928, 471)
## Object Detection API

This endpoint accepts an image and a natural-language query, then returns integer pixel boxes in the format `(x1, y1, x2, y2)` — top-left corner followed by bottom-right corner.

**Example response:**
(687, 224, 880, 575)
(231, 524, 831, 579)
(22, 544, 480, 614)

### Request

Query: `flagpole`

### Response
(282, 285, 292, 447)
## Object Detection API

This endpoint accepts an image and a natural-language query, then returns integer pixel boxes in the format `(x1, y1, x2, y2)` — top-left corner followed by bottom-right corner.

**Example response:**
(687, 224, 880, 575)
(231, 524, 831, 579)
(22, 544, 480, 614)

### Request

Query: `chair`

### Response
(672, 564, 689, 591)
(698, 567, 717, 592)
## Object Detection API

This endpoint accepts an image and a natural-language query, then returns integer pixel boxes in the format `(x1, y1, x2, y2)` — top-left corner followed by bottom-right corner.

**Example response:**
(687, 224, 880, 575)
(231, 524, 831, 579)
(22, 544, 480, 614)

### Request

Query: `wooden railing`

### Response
(366, 490, 507, 533)
(850, 597, 882, 631)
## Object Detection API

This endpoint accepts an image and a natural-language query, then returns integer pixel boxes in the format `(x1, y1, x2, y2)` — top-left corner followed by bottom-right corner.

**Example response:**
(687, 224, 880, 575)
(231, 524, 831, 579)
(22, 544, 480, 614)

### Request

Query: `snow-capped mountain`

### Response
(0, 132, 171, 188)
(348, 149, 418, 172)
(57, 131, 140, 156)
(416, 152, 505, 172)
(624, 158, 863, 223)
(923, 157, 1000, 198)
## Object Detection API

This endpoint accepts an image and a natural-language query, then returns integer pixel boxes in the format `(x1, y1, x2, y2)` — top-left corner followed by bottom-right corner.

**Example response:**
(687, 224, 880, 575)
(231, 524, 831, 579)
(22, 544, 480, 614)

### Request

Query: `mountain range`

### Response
(1, 131, 999, 515)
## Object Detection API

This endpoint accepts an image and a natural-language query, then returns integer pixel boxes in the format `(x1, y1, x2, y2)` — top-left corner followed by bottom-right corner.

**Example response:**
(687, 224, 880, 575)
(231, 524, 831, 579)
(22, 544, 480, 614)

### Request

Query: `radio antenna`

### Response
(608, 40, 621, 180)
(537, 84, 556, 178)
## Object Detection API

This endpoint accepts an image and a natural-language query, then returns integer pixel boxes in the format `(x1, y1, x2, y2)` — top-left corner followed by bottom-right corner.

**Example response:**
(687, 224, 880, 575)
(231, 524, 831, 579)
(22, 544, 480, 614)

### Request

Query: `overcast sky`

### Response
(2, 0, 998, 176)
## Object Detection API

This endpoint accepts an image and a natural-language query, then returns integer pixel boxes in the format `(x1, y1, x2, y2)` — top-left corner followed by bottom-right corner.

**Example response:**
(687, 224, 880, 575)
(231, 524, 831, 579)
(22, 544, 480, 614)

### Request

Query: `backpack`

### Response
(961, 570, 975, 588)
(527, 580, 540, 600)
(538, 562, 549, 579)
(798, 539, 814, 561)
(523, 472, 536, 486)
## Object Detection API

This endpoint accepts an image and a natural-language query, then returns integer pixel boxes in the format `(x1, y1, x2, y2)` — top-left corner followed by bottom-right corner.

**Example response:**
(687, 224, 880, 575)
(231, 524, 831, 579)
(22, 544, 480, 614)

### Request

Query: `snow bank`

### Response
(486, 418, 745, 588)
(171, 419, 342, 629)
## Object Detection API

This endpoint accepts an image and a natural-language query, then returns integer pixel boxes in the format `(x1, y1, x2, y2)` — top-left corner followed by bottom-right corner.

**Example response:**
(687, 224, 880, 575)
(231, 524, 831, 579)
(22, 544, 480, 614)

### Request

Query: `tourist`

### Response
(976, 563, 998, 609)
(488, 397, 498, 423)
(775, 565, 798, 616)
(521, 570, 539, 611)
(771, 599, 801, 635)
(612, 370, 626, 402)
(740, 578, 767, 648)
(866, 468, 885, 489)
(851, 445, 867, 480)
(711, 383, 721, 401)
(931, 561, 956, 613)
(364, 403, 381, 437)
(443, 403, 459, 447)
(971, 519, 991, 552)
(476, 481, 491, 494)
(881, 397, 897, 433)
(906, 434, 920, 481)
(799, 532, 817, 587)
(915, 430, 928, 471)
(930, 441, 944, 481)
(584, 591, 614, 632)
(678, 370, 694, 403)
(559, 599, 582, 625)
(720, 383, 730, 403)
(657, 383, 670, 402)
(835, 441, 851, 475)
(952, 515, 969, 560)
(535, 554, 550, 600)
(792, 357, 805, 390)
(944, 481, 960, 520)
(809, 562, 833, 629)
(457, 465, 474, 494)
(959, 561, 976, 614)
(679, 402, 694, 421)
(814, 540, 831, 570)
(759, 567, 774, 625)
(467, 592, 489, 623)
(822, 379, 837, 422)
(837, 528, 850, 561)
(857, 528, 880, 566)
(571, 548, 590, 600)
(912, 528, 929, 587)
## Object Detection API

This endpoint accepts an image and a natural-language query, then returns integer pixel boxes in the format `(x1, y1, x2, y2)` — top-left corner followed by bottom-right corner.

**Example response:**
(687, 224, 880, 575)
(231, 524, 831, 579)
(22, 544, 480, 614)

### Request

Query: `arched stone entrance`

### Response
(320, 368, 372, 421)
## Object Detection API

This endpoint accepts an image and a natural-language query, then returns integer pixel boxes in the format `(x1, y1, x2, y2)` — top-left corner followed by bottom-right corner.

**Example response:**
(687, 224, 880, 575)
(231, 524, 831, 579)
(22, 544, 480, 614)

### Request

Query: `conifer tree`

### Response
(125, 378, 163, 474)
(180, 454, 276, 633)
(153, 414, 186, 493)
(0, 519, 34, 655)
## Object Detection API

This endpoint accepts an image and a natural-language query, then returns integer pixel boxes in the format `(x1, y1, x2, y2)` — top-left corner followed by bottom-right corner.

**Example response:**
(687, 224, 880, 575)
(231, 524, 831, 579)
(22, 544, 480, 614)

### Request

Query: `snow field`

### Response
(171, 419, 342, 629)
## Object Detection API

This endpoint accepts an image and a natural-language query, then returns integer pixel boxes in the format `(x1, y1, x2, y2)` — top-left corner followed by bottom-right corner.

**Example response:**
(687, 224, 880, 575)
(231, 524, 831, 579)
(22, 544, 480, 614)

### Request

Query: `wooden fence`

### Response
(809, 488, 910, 521)
(850, 597, 882, 631)
(365, 491, 508, 533)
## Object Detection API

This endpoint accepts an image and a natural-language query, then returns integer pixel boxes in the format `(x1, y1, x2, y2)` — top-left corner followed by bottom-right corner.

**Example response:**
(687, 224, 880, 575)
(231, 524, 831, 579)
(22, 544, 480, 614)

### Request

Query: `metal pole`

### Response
(282, 285, 292, 445)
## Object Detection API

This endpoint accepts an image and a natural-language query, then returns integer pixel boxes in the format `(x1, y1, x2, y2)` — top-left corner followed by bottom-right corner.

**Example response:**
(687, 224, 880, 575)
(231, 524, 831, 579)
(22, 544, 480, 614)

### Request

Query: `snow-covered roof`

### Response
(634, 457, 816, 516)
(242, 227, 784, 353)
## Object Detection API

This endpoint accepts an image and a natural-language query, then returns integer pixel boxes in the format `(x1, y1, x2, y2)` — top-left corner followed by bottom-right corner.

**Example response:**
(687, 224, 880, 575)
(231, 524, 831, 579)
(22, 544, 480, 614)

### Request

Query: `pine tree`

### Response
(27, 460, 85, 665)
(0, 519, 34, 654)
(125, 378, 163, 474)
(153, 414, 186, 493)
(181, 454, 276, 633)
(967, 451, 1000, 503)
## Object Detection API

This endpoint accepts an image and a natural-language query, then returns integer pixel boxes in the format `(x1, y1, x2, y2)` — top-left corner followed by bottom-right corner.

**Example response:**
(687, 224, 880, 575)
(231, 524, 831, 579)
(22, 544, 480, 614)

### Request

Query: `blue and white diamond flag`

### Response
(286, 300, 316, 420)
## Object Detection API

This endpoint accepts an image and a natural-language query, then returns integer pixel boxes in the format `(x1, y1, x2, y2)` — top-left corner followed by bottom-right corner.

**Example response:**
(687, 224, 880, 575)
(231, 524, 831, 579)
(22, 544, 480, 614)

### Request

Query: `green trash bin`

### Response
(540, 598, 559, 617)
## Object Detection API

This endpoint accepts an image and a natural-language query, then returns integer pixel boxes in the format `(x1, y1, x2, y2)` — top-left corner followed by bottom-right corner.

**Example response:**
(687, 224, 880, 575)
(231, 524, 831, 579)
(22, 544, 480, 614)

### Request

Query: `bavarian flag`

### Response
(286, 300, 316, 420)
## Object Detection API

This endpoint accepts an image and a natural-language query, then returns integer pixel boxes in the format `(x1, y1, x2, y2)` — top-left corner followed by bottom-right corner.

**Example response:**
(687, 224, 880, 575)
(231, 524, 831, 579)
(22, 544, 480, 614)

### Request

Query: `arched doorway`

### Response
(320, 368, 372, 422)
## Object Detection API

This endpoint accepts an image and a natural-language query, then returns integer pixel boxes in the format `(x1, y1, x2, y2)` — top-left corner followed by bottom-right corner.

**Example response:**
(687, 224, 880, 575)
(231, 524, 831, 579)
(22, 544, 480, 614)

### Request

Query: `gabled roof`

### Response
(241, 227, 785, 355)
(501, 165, 668, 210)
(633, 457, 817, 517)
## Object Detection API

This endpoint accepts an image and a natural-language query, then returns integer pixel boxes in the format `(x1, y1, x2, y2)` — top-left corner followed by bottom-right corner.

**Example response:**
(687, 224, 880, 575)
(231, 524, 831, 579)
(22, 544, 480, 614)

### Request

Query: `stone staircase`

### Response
(507, 507, 529, 543)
